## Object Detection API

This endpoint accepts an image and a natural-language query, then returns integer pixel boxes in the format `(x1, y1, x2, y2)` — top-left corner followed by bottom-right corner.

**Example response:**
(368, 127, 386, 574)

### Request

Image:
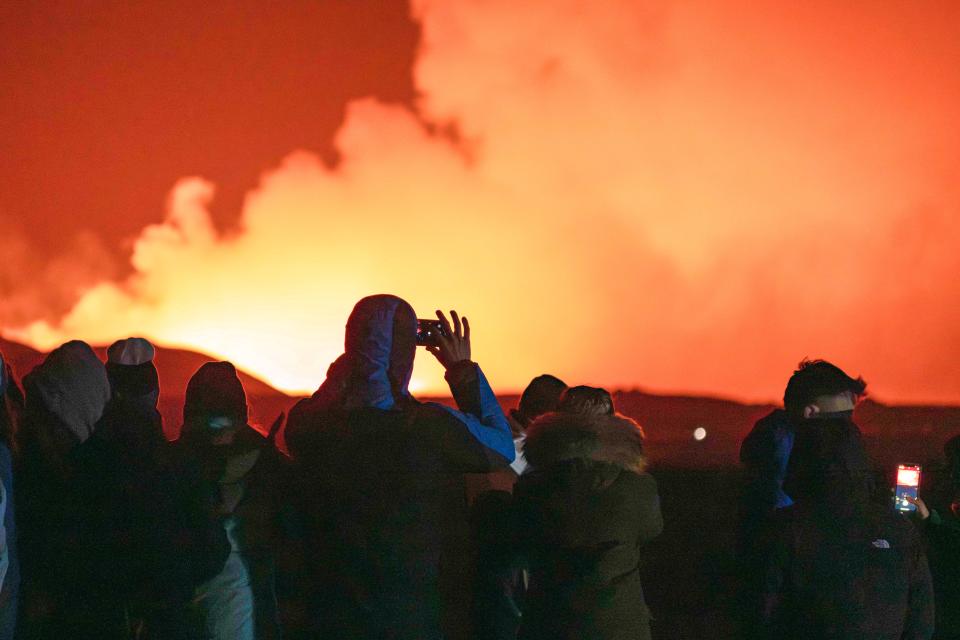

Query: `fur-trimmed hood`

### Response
(523, 411, 647, 474)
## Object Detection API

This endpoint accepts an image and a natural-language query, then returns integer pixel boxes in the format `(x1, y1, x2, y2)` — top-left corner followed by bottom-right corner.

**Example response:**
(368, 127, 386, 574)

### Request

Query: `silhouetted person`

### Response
(0, 354, 23, 640)
(285, 295, 514, 640)
(741, 359, 868, 516)
(508, 374, 567, 476)
(173, 361, 285, 640)
(738, 359, 868, 622)
(759, 417, 934, 639)
(514, 386, 663, 640)
(67, 338, 209, 639)
(908, 435, 960, 639)
(16, 340, 111, 640)
(470, 374, 566, 640)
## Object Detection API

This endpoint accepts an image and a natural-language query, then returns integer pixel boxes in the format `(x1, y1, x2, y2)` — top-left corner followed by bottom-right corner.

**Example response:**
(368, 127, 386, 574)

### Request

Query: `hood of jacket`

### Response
(306, 294, 417, 413)
(23, 340, 110, 444)
(524, 410, 647, 474)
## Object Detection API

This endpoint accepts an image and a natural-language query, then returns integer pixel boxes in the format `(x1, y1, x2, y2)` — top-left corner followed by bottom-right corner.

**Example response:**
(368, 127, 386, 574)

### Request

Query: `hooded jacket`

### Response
(285, 295, 514, 640)
(22, 341, 109, 447)
(514, 411, 663, 640)
(16, 341, 111, 639)
(759, 418, 934, 640)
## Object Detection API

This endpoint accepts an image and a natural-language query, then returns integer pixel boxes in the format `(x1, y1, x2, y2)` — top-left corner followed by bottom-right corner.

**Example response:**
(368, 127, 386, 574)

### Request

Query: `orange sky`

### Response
(2, 1, 959, 404)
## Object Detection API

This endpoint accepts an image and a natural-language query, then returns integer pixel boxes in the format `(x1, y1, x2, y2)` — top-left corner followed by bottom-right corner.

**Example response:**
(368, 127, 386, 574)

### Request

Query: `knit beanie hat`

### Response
(183, 361, 248, 434)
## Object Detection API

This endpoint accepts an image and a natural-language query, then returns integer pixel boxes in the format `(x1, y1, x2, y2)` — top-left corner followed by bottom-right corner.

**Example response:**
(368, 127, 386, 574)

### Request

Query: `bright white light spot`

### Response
(408, 377, 427, 394)
(694, 427, 707, 441)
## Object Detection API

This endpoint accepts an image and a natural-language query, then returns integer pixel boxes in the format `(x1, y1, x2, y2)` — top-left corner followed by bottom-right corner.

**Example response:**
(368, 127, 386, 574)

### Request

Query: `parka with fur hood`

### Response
(514, 410, 663, 640)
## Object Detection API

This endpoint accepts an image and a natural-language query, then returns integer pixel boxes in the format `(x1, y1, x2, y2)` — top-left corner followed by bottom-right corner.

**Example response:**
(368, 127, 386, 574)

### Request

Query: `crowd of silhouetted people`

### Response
(0, 294, 956, 639)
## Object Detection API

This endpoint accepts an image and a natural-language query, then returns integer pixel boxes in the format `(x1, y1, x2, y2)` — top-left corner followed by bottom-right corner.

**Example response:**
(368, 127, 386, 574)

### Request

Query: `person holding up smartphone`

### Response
(285, 295, 514, 640)
(907, 436, 960, 640)
(758, 418, 934, 639)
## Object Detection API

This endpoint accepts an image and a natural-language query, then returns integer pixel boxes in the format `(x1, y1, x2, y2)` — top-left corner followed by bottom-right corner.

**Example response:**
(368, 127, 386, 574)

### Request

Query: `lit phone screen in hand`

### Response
(895, 464, 921, 512)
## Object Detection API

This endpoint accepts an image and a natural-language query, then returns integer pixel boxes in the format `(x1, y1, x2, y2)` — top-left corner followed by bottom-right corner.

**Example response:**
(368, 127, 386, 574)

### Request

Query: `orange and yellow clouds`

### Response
(9, 0, 960, 404)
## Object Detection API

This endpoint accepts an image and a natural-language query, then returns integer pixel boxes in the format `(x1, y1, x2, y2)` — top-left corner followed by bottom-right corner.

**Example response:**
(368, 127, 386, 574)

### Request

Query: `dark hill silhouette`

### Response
(0, 337, 296, 439)
(4, 337, 960, 466)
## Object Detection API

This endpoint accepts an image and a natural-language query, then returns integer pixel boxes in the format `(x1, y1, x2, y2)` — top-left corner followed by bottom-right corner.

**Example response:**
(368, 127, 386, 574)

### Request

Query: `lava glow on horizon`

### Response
(3, 1, 960, 404)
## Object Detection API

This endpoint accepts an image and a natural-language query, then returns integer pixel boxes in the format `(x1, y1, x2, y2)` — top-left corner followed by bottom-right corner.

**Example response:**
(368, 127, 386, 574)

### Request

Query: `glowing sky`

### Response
(2, 1, 959, 403)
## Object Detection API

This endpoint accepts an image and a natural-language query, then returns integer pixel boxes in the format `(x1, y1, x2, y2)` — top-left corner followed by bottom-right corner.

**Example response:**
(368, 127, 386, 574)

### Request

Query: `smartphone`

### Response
(416, 319, 447, 347)
(894, 464, 921, 512)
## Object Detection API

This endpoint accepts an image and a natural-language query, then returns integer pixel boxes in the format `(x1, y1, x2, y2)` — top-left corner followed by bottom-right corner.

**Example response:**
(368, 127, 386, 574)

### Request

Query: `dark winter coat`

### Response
(70, 393, 227, 639)
(0, 444, 16, 640)
(514, 411, 663, 640)
(919, 507, 960, 638)
(285, 295, 514, 640)
(759, 419, 934, 640)
(16, 342, 110, 640)
(0, 358, 22, 640)
(173, 361, 286, 640)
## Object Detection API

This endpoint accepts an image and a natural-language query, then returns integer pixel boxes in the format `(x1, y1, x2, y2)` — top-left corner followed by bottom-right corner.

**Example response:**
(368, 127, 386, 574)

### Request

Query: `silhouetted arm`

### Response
(424, 309, 514, 463)
(429, 360, 514, 463)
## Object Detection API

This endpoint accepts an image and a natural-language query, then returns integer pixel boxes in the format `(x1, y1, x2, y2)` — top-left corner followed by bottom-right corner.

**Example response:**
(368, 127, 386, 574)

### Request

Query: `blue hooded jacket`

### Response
(285, 295, 514, 639)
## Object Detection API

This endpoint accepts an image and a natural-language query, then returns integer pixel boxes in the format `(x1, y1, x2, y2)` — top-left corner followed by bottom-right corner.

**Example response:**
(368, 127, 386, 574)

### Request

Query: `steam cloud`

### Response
(8, 0, 960, 403)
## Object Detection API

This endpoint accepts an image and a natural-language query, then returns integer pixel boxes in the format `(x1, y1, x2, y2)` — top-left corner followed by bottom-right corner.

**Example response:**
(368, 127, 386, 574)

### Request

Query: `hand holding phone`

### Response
(423, 310, 471, 370)
(904, 495, 930, 520)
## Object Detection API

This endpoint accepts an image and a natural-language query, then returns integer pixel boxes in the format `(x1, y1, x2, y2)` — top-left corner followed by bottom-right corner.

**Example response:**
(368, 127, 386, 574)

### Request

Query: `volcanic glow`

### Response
(4, 1, 960, 403)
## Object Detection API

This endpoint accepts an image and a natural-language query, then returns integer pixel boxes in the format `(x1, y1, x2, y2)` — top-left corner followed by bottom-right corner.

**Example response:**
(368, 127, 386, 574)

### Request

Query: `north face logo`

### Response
(871, 539, 891, 549)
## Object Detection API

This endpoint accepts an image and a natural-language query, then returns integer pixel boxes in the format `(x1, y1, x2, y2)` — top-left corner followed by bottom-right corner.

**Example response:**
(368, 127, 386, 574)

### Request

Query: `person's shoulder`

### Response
(741, 409, 792, 459)
(752, 409, 790, 433)
(414, 399, 467, 428)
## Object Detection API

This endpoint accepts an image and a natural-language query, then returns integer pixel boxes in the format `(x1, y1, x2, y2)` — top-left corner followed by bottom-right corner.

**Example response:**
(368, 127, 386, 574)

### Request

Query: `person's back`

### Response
(739, 359, 868, 624)
(765, 501, 932, 639)
(0, 357, 22, 640)
(468, 374, 567, 640)
(174, 361, 283, 640)
(301, 402, 508, 637)
(287, 295, 514, 639)
(69, 339, 204, 639)
(514, 387, 662, 640)
(760, 418, 934, 640)
(16, 341, 111, 640)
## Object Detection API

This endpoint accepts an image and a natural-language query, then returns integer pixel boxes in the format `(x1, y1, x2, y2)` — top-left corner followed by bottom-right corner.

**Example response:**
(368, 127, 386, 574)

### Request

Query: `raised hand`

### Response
(426, 309, 471, 370)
